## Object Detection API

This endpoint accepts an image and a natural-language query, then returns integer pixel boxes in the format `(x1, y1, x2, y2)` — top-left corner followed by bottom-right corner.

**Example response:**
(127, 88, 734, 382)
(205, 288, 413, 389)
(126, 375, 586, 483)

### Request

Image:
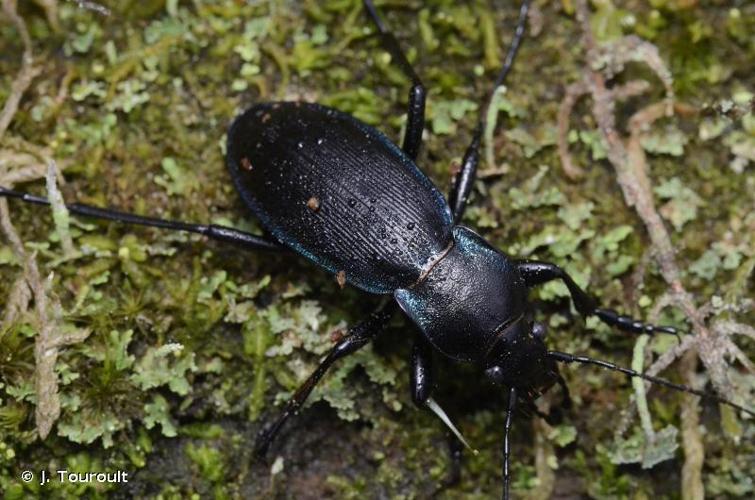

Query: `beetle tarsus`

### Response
(254, 419, 285, 458)
(432, 435, 463, 497)
(517, 260, 680, 338)
(594, 307, 680, 339)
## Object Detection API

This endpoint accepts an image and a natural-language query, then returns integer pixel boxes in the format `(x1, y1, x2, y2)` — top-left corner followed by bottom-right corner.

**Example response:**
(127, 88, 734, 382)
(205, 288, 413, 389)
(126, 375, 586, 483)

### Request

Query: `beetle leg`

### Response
(447, 435, 464, 489)
(516, 260, 680, 338)
(556, 371, 572, 410)
(412, 336, 477, 454)
(254, 302, 396, 457)
(520, 397, 555, 424)
(502, 386, 517, 500)
(449, 0, 532, 224)
(0, 186, 283, 251)
(448, 126, 482, 224)
(413, 336, 472, 495)
(363, 0, 425, 160)
(410, 336, 433, 406)
(432, 435, 463, 497)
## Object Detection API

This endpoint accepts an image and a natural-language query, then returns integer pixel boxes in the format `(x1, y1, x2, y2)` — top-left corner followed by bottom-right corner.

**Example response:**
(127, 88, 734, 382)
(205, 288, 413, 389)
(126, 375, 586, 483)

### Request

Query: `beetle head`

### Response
(483, 318, 558, 394)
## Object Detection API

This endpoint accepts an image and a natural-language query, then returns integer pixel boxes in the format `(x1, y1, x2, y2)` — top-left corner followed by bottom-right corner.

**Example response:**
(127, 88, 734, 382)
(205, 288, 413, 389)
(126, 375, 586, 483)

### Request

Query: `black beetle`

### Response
(1, 1, 752, 498)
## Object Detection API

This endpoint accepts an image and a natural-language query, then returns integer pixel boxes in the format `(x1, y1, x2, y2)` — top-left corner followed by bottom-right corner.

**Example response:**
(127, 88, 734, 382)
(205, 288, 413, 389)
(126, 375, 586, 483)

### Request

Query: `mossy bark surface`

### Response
(0, 1, 753, 498)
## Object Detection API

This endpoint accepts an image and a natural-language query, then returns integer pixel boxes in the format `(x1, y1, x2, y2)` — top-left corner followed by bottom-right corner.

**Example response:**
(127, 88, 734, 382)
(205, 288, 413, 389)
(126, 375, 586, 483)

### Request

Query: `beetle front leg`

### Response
(410, 336, 433, 406)
(363, 0, 425, 161)
(516, 260, 679, 337)
(254, 302, 396, 457)
(411, 336, 466, 494)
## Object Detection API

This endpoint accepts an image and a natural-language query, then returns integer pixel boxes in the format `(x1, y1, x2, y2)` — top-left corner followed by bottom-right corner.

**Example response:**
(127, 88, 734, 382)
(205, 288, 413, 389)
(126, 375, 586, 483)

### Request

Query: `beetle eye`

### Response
(532, 322, 547, 341)
(485, 365, 505, 385)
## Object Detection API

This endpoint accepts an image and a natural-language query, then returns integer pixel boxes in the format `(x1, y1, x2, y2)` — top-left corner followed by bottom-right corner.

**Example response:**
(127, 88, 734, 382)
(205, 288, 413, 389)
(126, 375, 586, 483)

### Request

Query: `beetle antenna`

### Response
(426, 397, 479, 455)
(502, 386, 517, 500)
(549, 350, 755, 418)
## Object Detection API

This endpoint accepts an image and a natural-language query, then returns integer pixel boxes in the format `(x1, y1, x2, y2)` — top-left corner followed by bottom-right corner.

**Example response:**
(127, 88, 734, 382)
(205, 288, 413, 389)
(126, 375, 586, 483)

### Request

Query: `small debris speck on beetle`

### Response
(330, 328, 345, 343)
(449, 160, 462, 176)
(336, 270, 346, 289)
(261, 113, 271, 123)
(307, 196, 320, 211)
(240, 157, 253, 171)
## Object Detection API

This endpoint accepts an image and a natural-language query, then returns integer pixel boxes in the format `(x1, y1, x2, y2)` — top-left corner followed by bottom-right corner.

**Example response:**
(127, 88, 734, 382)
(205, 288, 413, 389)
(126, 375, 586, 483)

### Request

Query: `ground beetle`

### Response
(1, 1, 753, 498)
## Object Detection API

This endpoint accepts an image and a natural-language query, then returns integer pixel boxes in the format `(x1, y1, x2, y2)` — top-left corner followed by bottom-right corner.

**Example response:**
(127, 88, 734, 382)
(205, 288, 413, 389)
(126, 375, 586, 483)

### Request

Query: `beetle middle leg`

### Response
(363, 0, 425, 161)
(254, 301, 396, 457)
(516, 259, 679, 337)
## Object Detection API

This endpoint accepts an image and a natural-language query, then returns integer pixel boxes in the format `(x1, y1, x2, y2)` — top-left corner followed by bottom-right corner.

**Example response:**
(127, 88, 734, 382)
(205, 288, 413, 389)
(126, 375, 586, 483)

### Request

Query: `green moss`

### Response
(0, 0, 752, 498)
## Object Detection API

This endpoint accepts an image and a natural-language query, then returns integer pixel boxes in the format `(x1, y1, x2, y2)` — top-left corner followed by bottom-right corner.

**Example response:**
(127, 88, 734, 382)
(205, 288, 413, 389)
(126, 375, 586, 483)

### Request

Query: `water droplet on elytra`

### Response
(297, 142, 304, 149)
(348, 199, 357, 207)
(317, 138, 324, 145)
(407, 222, 415, 230)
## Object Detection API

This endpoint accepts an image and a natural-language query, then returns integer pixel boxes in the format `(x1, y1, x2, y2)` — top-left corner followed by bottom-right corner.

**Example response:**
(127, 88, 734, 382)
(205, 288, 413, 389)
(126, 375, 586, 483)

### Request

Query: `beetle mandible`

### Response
(1, 1, 753, 498)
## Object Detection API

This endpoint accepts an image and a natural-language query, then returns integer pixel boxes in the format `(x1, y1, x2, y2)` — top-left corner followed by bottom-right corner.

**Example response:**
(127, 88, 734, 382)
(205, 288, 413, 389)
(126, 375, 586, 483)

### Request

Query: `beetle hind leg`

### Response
(254, 302, 396, 457)
(363, 0, 426, 161)
(448, 0, 532, 224)
(0, 186, 283, 252)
